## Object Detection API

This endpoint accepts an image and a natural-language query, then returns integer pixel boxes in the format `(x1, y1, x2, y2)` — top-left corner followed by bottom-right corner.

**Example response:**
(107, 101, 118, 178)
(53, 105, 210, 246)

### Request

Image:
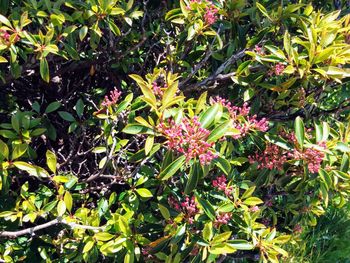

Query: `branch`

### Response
(182, 49, 246, 91)
(0, 218, 104, 238)
(85, 136, 117, 182)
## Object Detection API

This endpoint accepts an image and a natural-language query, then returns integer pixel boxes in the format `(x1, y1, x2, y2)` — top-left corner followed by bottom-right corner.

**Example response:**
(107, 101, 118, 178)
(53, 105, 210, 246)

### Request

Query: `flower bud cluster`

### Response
(152, 81, 167, 97)
(210, 97, 269, 138)
(186, 1, 219, 26)
(158, 116, 217, 165)
(268, 62, 285, 76)
(212, 175, 233, 196)
(249, 143, 287, 171)
(249, 132, 326, 173)
(168, 195, 199, 224)
(101, 89, 122, 107)
(204, 5, 218, 25)
(214, 212, 232, 227)
(289, 143, 325, 173)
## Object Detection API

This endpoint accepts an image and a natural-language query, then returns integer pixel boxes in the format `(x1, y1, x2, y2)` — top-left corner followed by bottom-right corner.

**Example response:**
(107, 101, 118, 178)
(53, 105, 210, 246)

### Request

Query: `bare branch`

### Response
(0, 218, 104, 238)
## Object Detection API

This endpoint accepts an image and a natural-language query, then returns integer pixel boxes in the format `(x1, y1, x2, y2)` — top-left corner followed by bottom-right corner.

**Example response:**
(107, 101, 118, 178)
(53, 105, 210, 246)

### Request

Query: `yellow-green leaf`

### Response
(46, 150, 57, 174)
(94, 232, 114, 241)
(145, 136, 154, 155)
(64, 191, 73, 212)
(57, 200, 66, 216)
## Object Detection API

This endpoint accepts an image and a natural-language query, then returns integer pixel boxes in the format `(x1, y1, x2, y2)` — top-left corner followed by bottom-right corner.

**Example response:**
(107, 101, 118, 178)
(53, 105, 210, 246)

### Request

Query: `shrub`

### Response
(0, 1, 350, 262)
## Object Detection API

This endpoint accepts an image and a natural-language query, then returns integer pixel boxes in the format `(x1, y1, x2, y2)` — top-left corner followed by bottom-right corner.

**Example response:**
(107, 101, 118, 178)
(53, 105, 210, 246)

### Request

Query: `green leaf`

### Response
(0, 130, 17, 139)
(108, 20, 121, 36)
(45, 101, 61, 113)
(145, 136, 154, 155)
(31, 128, 47, 136)
(129, 74, 157, 107)
(231, 157, 248, 166)
(211, 231, 232, 244)
(11, 114, 20, 133)
(83, 240, 95, 253)
(75, 99, 84, 118)
(195, 194, 215, 220)
(0, 139, 9, 160)
(264, 134, 292, 150)
(46, 150, 57, 174)
(94, 232, 114, 241)
(184, 162, 200, 194)
(243, 197, 263, 206)
(12, 144, 28, 160)
(162, 81, 179, 108)
(199, 103, 220, 128)
(195, 91, 207, 115)
(171, 224, 186, 245)
(207, 120, 232, 143)
(43, 200, 58, 212)
(241, 186, 256, 200)
(213, 157, 231, 175)
(118, 216, 130, 235)
(335, 142, 350, 152)
(203, 222, 213, 241)
(58, 111, 76, 122)
(0, 14, 12, 27)
(40, 58, 50, 83)
(187, 25, 196, 41)
(180, 0, 188, 18)
(13, 161, 49, 178)
(159, 155, 186, 180)
(64, 191, 73, 212)
(79, 26, 88, 41)
(122, 124, 155, 135)
(57, 200, 66, 216)
(256, 2, 272, 21)
(340, 153, 349, 173)
(226, 240, 254, 250)
(135, 188, 153, 198)
(0, 56, 8, 63)
(294, 116, 305, 149)
(158, 204, 170, 220)
(209, 243, 237, 255)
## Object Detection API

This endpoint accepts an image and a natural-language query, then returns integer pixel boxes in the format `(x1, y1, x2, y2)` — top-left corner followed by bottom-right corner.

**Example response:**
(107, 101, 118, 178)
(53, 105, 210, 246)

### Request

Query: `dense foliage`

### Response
(0, 0, 350, 262)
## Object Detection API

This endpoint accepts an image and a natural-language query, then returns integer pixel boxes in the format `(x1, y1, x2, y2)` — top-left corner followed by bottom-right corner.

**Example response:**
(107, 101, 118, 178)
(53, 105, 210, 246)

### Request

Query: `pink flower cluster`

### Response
(186, 1, 219, 26)
(101, 89, 121, 107)
(254, 45, 265, 56)
(204, 5, 218, 25)
(168, 195, 181, 211)
(210, 97, 268, 139)
(212, 175, 233, 196)
(0, 29, 10, 42)
(249, 143, 287, 171)
(249, 206, 260, 212)
(168, 195, 199, 224)
(269, 62, 285, 76)
(289, 143, 325, 173)
(214, 212, 232, 227)
(250, 130, 326, 173)
(293, 224, 303, 234)
(0, 29, 19, 44)
(158, 116, 217, 165)
(152, 81, 165, 97)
